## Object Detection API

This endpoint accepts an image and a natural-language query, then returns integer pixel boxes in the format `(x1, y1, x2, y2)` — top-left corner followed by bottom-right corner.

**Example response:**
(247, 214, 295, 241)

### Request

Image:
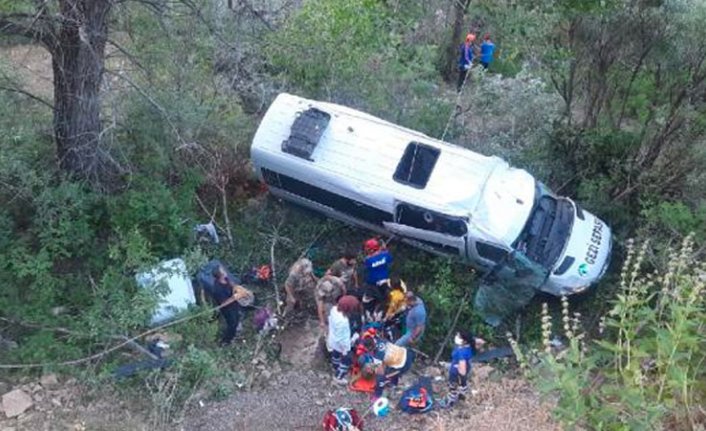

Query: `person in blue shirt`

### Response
(395, 291, 426, 347)
(480, 33, 496, 70)
(457, 33, 476, 91)
(363, 238, 392, 287)
(439, 330, 486, 408)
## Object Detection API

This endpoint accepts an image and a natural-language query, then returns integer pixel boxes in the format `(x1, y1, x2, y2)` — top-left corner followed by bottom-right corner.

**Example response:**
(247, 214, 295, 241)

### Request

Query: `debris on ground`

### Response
(2, 389, 33, 418)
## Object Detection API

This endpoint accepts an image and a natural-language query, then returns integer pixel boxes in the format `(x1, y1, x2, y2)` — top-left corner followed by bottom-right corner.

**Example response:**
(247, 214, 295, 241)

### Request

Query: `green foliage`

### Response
(268, 0, 388, 93)
(511, 236, 706, 429)
(268, 0, 452, 138)
(108, 179, 194, 258)
(415, 260, 490, 352)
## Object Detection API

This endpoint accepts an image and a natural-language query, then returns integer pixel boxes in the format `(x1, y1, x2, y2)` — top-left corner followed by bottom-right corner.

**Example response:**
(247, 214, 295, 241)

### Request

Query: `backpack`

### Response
(321, 408, 363, 431)
(398, 377, 434, 414)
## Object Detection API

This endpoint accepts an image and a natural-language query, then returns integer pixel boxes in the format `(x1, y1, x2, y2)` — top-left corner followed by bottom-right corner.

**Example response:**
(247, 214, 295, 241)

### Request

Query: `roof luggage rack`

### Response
(281, 107, 331, 161)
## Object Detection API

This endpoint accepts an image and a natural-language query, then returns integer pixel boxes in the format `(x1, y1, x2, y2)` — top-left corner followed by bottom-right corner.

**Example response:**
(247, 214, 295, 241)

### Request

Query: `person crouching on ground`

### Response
(362, 336, 416, 400)
(439, 330, 486, 408)
(395, 291, 426, 347)
(327, 295, 362, 385)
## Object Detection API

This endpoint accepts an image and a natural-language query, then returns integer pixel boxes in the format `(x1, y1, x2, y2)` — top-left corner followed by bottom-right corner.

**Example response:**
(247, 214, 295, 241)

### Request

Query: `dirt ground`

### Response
(0, 320, 559, 431)
(181, 319, 560, 431)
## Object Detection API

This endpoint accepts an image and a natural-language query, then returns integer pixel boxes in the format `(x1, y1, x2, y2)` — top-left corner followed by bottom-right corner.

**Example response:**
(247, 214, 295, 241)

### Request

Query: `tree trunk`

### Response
(440, 0, 471, 82)
(53, 0, 112, 183)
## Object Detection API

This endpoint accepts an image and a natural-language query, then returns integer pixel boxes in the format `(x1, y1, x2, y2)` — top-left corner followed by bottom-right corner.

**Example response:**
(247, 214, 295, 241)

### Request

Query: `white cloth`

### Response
(326, 306, 351, 354)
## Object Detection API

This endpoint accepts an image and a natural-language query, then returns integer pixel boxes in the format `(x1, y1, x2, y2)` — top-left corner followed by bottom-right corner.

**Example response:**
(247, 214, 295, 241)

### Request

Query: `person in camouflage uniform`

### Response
(284, 258, 317, 313)
(315, 274, 346, 330)
(327, 250, 358, 291)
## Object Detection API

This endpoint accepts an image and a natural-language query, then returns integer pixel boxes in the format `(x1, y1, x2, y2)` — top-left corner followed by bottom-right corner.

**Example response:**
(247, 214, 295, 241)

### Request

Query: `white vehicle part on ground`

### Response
(136, 258, 195, 326)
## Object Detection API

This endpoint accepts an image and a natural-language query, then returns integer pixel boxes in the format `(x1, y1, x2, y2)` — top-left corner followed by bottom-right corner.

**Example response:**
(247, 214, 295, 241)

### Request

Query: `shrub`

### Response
(510, 235, 705, 429)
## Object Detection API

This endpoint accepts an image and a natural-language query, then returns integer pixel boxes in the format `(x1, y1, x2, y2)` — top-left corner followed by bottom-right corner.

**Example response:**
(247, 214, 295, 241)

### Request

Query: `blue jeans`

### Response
(330, 350, 351, 379)
(396, 331, 423, 347)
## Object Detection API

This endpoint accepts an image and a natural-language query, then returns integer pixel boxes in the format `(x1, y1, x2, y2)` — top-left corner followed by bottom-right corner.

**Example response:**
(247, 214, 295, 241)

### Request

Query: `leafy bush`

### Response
(108, 179, 194, 258)
(510, 236, 705, 429)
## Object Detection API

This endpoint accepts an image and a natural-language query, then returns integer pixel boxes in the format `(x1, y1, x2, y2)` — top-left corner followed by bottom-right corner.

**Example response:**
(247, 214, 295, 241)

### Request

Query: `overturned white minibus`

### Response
(251, 93, 612, 296)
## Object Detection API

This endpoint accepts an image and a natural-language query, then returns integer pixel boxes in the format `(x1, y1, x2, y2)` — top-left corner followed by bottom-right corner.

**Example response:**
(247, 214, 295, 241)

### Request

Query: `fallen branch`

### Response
(1, 317, 160, 361)
(0, 302, 232, 369)
(269, 222, 283, 315)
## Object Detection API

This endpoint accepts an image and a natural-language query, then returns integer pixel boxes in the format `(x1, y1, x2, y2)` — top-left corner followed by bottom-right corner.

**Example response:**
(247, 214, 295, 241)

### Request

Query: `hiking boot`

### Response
(333, 377, 348, 386)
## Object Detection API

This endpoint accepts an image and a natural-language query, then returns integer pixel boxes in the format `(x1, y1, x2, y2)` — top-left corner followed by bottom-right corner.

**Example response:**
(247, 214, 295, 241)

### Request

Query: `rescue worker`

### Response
(480, 33, 495, 70)
(362, 335, 416, 400)
(327, 250, 359, 291)
(315, 274, 346, 330)
(363, 238, 392, 288)
(284, 257, 317, 313)
(439, 331, 486, 408)
(327, 295, 362, 384)
(395, 291, 427, 347)
(384, 277, 407, 340)
(458, 32, 476, 91)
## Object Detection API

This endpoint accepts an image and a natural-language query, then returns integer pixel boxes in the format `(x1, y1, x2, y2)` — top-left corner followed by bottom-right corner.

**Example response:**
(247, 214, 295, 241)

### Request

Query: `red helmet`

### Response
(364, 238, 380, 254)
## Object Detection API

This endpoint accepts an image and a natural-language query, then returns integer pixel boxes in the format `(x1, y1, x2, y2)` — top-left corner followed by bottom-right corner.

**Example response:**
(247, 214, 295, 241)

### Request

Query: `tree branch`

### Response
(0, 84, 54, 110)
(0, 11, 57, 52)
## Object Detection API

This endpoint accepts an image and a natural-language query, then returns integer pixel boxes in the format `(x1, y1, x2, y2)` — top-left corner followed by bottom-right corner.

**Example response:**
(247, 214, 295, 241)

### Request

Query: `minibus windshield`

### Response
(513, 188, 573, 269)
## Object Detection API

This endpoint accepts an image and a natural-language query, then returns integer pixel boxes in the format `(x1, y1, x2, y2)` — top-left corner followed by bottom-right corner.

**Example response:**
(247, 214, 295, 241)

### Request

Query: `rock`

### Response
(40, 374, 59, 388)
(51, 398, 62, 408)
(2, 389, 34, 418)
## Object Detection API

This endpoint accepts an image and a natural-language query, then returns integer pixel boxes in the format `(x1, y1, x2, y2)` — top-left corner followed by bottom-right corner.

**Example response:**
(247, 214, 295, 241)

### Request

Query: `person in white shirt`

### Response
(327, 295, 362, 384)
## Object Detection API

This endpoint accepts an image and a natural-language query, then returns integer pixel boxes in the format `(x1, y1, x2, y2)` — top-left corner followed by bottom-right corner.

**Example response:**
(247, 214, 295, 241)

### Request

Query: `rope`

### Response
(0, 302, 231, 370)
(440, 64, 473, 142)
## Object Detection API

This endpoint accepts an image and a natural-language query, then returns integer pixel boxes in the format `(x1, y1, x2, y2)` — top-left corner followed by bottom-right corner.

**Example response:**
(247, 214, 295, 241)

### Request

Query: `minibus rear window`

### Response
(393, 142, 439, 189)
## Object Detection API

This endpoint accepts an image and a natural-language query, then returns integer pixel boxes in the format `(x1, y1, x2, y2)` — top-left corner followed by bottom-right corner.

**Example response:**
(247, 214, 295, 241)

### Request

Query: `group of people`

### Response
(457, 32, 496, 90)
(282, 237, 483, 407)
(206, 236, 483, 408)
(282, 238, 427, 399)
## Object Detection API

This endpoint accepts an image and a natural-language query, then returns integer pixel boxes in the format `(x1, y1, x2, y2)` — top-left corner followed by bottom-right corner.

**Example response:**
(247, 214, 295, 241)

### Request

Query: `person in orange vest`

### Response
(457, 32, 477, 91)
